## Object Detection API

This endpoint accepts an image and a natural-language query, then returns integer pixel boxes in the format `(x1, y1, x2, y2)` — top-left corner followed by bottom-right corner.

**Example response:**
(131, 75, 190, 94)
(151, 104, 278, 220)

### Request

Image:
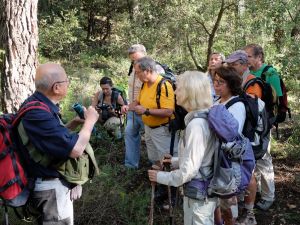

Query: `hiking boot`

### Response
(255, 199, 273, 211)
(236, 210, 257, 225)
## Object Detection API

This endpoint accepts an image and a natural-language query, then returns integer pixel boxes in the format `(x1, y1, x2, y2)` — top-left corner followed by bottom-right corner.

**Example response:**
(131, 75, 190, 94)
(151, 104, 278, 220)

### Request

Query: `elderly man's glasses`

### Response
(51, 78, 70, 89)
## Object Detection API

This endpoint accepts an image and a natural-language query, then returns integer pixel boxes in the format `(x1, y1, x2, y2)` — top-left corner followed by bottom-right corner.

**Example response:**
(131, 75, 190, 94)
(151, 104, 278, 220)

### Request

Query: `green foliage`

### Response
(39, 10, 86, 59)
(74, 126, 150, 225)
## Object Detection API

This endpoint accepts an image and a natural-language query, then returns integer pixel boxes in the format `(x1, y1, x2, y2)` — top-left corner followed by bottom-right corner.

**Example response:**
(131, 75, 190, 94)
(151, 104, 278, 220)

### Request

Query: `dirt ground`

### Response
(255, 157, 300, 225)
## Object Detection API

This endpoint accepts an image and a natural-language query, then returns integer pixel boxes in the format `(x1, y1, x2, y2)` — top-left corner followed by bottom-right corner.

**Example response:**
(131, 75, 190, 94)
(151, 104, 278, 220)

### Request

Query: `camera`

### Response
(96, 103, 111, 121)
(97, 103, 111, 111)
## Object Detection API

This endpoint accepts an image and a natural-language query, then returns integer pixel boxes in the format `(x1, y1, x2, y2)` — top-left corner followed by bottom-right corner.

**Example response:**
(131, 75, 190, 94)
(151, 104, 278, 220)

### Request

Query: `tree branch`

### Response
(206, 0, 226, 66)
(287, 9, 294, 21)
(195, 18, 210, 35)
(186, 34, 205, 72)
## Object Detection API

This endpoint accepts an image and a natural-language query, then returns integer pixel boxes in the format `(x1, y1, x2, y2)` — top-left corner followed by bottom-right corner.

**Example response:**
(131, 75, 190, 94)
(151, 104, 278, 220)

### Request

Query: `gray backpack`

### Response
(183, 105, 255, 200)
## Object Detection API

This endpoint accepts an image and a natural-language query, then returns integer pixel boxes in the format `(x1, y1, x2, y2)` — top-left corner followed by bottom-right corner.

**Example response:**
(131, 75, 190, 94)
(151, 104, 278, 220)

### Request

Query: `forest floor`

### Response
(254, 157, 300, 225)
(137, 120, 300, 225)
(253, 122, 300, 225)
(134, 146, 300, 225)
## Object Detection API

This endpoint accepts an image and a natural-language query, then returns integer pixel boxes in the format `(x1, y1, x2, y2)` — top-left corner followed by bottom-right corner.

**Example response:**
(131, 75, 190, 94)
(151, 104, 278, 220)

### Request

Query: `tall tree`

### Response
(0, 0, 38, 113)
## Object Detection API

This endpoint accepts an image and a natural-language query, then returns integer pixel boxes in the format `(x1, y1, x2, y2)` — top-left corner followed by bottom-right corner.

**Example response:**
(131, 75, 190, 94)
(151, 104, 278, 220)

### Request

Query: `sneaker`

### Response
(236, 210, 257, 225)
(255, 199, 273, 211)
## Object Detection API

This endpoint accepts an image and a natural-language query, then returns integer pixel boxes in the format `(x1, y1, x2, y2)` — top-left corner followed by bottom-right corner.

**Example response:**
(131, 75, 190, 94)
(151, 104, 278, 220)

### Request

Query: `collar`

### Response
(184, 109, 209, 126)
(32, 91, 60, 114)
(242, 68, 251, 84)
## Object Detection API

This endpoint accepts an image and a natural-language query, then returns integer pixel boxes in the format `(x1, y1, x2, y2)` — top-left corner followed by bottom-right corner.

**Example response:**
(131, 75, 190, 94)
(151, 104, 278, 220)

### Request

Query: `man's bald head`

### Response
(35, 63, 66, 92)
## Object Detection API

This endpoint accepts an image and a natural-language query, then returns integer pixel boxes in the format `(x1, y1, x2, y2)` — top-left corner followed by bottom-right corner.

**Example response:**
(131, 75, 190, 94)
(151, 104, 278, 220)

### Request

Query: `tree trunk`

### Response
(0, 0, 38, 113)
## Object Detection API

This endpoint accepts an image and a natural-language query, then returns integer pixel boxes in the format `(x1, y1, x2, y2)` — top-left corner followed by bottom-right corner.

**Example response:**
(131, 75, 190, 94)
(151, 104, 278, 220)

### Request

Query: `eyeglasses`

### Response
(51, 78, 70, 89)
(213, 79, 226, 86)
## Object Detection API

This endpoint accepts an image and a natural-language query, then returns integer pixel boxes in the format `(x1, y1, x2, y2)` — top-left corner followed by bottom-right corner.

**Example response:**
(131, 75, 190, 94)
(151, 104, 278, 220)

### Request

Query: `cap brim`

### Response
(224, 58, 239, 63)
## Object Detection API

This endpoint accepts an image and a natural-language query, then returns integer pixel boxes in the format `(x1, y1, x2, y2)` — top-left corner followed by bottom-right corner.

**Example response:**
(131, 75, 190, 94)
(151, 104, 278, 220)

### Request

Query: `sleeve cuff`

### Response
(156, 171, 170, 186)
(171, 157, 179, 169)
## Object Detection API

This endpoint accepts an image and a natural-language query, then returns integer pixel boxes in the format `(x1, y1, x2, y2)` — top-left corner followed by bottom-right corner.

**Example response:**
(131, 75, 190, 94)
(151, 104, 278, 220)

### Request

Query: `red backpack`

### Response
(0, 101, 50, 208)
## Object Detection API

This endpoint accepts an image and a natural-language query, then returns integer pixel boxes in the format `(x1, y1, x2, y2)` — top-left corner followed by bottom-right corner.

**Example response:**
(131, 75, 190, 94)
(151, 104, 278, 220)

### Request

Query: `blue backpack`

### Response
(183, 105, 255, 200)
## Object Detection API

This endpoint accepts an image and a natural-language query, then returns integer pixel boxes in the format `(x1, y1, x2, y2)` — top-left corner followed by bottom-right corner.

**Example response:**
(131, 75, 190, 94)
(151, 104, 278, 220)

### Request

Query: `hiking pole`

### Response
(163, 156, 174, 225)
(4, 205, 9, 225)
(149, 181, 155, 225)
(168, 129, 177, 225)
(149, 165, 160, 225)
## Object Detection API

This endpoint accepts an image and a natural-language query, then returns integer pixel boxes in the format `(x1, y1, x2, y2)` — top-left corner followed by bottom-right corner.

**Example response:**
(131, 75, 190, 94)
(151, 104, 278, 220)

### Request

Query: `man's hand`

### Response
(84, 106, 99, 124)
(121, 105, 129, 114)
(70, 185, 82, 201)
(162, 154, 172, 165)
(134, 105, 146, 115)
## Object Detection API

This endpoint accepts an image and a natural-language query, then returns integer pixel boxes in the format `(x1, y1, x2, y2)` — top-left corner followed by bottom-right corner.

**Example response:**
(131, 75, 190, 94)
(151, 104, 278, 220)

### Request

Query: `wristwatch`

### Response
(144, 108, 151, 116)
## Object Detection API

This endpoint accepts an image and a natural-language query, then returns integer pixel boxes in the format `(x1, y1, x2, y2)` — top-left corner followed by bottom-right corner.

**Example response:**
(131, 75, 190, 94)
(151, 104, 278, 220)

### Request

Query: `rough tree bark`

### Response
(0, 0, 38, 113)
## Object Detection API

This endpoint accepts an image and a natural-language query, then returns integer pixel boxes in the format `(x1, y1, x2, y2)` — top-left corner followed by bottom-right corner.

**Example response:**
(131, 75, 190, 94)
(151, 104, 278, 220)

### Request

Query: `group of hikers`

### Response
(3, 42, 283, 225)
(71, 43, 280, 225)
(119, 44, 280, 225)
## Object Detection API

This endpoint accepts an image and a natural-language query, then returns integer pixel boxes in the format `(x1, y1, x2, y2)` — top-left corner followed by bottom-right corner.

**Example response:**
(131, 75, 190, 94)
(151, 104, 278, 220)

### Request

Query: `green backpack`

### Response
(55, 143, 99, 185)
(18, 121, 99, 185)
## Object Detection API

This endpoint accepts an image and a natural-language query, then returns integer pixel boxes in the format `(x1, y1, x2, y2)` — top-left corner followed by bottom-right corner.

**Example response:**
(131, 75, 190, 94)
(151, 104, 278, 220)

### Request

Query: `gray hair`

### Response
(35, 63, 65, 91)
(128, 44, 147, 55)
(35, 72, 61, 91)
(134, 56, 157, 73)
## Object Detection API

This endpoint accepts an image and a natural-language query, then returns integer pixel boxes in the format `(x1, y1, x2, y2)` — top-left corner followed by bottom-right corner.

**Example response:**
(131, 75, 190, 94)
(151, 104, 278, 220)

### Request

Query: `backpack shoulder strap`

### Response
(183, 111, 208, 147)
(111, 90, 120, 109)
(156, 78, 169, 109)
(13, 101, 50, 126)
(97, 91, 104, 106)
(261, 65, 273, 81)
(224, 97, 242, 110)
(128, 62, 134, 76)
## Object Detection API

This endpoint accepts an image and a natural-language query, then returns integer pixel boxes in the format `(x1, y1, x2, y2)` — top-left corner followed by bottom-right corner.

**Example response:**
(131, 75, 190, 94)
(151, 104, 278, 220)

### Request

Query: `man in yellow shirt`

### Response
(123, 56, 176, 165)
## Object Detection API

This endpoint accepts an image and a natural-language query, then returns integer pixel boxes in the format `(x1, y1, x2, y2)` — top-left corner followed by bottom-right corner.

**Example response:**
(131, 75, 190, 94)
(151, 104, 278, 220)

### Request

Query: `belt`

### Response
(148, 122, 169, 129)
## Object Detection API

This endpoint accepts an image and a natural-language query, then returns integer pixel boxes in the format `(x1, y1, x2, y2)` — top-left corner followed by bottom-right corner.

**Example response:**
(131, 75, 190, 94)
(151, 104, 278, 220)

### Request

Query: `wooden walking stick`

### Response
(163, 158, 174, 225)
(149, 181, 156, 225)
(148, 165, 161, 225)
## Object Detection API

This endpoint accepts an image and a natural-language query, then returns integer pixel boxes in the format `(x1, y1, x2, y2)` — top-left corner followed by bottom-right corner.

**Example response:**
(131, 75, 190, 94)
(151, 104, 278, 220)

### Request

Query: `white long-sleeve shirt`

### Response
(215, 96, 246, 134)
(156, 109, 218, 187)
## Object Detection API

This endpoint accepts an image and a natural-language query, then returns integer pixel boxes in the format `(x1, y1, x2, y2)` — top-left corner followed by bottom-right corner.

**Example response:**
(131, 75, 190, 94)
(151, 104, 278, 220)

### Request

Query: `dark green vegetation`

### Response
(1, 0, 300, 224)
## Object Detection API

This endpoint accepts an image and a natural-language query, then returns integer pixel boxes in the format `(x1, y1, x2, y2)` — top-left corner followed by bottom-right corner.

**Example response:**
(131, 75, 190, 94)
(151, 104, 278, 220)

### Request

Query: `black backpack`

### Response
(244, 65, 291, 137)
(225, 93, 272, 160)
(141, 64, 187, 155)
(243, 76, 276, 125)
(261, 66, 291, 124)
(155, 61, 177, 83)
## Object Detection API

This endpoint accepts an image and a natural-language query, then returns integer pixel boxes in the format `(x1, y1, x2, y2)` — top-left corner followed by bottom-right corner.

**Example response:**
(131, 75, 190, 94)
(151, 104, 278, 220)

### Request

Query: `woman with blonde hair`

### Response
(148, 71, 218, 225)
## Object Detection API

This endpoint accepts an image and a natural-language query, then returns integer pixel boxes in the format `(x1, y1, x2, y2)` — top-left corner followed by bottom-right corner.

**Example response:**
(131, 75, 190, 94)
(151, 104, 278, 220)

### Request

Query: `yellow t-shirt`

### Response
(138, 75, 175, 126)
